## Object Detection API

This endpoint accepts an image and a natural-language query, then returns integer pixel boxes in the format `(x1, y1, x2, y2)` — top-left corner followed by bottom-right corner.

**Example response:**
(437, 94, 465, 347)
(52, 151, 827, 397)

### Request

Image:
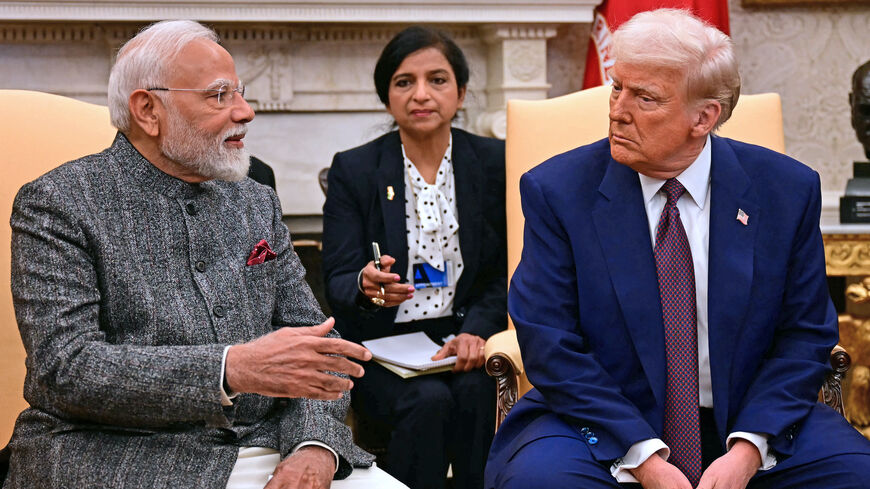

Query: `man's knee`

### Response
(490, 436, 620, 489)
(752, 453, 870, 489)
(827, 453, 870, 489)
(496, 464, 586, 489)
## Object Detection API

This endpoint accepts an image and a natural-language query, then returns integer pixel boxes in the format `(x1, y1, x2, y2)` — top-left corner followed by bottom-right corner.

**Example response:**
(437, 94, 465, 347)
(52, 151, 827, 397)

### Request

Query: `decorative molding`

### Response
(479, 25, 555, 111)
(506, 41, 546, 82)
(0, 23, 105, 43)
(0, 23, 479, 44)
(823, 234, 870, 276)
(481, 25, 559, 43)
(242, 45, 295, 108)
(0, 1, 597, 23)
(0, 22, 490, 113)
(473, 109, 506, 139)
(220, 25, 480, 43)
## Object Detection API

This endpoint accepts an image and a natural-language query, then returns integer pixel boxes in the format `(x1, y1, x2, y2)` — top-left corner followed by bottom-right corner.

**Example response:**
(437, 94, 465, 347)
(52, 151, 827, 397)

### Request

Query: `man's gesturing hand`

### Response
(225, 317, 372, 400)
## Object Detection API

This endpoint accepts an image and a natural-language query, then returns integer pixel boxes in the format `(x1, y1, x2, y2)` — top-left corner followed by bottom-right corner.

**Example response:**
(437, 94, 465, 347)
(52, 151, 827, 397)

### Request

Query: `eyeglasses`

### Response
(146, 83, 246, 106)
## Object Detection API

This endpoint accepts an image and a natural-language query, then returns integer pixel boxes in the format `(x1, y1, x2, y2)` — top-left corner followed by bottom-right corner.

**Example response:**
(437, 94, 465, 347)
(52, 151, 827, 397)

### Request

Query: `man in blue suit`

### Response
(485, 8, 870, 489)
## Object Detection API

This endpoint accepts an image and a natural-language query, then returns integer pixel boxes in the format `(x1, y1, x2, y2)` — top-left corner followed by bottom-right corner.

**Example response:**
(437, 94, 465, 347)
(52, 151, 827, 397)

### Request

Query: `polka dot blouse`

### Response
(395, 138, 464, 323)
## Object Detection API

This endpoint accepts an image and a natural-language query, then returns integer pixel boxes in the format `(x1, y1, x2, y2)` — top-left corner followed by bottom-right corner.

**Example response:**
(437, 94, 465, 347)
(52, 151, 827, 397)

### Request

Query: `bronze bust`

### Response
(851, 60, 870, 160)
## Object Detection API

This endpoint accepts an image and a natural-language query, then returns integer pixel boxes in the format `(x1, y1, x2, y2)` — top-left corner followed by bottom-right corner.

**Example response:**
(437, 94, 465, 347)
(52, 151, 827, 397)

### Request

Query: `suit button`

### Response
(585, 431, 595, 440)
(786, 432, 794, 441)
(214, 305, 225, 318)
(195, 261, 206, 272)
(580, 427, 590, 435)
(588, 437, 599, 445)
(186, 202, 198, 216)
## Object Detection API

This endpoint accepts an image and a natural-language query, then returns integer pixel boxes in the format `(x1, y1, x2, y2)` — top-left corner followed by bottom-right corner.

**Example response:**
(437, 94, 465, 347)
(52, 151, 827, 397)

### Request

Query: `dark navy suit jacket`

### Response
(487, 136, 861, 482)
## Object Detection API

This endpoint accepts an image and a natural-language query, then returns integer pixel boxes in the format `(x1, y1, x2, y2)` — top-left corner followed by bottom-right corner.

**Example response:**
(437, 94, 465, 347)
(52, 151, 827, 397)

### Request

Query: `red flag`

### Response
(582, 0, 729, 88)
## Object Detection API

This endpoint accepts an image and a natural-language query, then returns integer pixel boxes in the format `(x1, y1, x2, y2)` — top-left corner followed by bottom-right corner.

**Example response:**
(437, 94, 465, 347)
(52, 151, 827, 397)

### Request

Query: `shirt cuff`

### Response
(292, 441, 340, 474)
(220, 345, 239, 407)
(610, 438, 670, 483)
(727, 432, 777, 471)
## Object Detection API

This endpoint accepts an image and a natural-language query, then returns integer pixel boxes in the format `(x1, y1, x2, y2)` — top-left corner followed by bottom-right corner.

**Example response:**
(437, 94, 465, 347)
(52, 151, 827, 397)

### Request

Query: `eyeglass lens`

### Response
(216, 85, 245, 105)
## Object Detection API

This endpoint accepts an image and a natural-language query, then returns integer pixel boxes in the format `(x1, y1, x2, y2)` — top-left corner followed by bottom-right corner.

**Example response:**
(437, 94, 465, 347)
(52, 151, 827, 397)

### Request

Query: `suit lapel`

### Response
(377, 132, 409, 278)
(707, 136, 759, 433)
(592, 159, 666, 407)
(452, 129, 482, 303)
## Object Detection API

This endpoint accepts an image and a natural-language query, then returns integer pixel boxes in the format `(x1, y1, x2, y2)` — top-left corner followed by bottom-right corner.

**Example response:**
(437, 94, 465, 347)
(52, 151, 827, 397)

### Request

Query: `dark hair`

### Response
(373, 26, 470, 106)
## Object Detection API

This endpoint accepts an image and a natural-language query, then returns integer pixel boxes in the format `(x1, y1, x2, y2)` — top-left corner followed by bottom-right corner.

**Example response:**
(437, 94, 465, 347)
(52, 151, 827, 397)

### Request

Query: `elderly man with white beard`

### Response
(3, 20, 375, 489)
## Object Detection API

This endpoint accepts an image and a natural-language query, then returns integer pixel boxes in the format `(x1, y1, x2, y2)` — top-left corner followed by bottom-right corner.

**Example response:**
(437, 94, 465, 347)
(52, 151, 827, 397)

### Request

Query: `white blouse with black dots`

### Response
(394, 138, 464, 323)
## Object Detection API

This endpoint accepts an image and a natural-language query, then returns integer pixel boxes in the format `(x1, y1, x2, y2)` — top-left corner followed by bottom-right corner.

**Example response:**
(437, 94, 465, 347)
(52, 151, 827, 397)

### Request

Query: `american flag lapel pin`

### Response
(387, 185, 395, 201)
(736, 208, 749, 226)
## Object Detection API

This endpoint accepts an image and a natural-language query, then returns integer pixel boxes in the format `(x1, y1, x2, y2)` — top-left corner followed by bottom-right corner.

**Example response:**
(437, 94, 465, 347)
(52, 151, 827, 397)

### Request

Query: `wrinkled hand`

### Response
(226, 317, 372, 400)
(629, 454, 693, 489)
(696, 439, 760, 489)
(265, 446, 335, 489)
(431, 333, 485, 372)
(360, 255, 414, 307)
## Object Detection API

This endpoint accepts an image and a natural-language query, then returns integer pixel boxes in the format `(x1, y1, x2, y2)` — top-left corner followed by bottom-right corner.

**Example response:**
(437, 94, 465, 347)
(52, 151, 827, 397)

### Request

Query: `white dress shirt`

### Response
(611, 136, 776, 482)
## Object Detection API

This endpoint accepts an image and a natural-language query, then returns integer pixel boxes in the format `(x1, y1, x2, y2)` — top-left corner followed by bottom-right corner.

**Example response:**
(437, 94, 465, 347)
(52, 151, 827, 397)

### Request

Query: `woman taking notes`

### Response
(321, 26, 507, 489)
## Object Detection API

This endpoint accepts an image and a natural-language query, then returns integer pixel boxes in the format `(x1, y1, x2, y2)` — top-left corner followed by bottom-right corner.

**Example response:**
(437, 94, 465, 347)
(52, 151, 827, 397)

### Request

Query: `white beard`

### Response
(161, 106, 250, 182)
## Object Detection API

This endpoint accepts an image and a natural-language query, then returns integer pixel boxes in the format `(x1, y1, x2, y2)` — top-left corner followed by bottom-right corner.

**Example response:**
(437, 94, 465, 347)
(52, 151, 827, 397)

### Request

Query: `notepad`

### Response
(373, 359, 455, 379)
(363, 331, 457, 371)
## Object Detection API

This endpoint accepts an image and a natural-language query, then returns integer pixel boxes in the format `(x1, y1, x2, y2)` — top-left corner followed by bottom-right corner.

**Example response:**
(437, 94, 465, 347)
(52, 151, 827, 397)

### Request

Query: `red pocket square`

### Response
(247, 239, 277, 266)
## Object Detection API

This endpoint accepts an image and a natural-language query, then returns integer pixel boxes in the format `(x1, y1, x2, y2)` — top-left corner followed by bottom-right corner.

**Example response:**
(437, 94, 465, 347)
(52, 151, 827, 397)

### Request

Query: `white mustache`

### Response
(223, 125, 247, 140)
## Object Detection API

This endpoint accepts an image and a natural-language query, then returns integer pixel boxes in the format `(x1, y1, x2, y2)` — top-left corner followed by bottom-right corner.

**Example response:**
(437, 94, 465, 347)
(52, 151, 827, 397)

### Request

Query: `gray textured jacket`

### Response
(4, 133, 371, 488)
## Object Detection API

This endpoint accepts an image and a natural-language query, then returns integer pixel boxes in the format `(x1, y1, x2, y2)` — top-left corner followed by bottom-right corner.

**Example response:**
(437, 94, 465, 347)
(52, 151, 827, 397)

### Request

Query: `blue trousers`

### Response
(491, 435, 870, 489)
(487, 403, 870, 489)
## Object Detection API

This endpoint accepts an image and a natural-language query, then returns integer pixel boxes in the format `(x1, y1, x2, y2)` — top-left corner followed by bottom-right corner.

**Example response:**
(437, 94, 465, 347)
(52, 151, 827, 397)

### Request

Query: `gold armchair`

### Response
(485, 86, 849, 429)
(0, 90, 116, 447)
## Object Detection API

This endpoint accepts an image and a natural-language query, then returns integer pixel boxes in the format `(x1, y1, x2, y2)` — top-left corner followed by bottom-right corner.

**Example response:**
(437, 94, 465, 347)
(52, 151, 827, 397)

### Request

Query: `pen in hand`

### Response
(371, 242, 386, 306)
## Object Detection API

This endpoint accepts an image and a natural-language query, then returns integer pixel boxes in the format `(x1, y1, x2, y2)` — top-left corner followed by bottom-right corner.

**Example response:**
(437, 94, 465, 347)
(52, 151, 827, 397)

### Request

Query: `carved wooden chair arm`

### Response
(485, 329, 526, 430)
(821, 344, 850, 417)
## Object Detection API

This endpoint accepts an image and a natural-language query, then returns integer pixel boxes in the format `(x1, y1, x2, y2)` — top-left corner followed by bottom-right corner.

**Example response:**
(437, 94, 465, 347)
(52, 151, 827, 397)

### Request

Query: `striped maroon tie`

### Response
(654, 178, 702, 486)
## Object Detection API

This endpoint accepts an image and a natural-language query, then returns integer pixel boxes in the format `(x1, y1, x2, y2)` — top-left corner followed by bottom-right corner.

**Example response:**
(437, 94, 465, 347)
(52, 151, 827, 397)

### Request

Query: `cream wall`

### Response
(729, 0, 870, 209)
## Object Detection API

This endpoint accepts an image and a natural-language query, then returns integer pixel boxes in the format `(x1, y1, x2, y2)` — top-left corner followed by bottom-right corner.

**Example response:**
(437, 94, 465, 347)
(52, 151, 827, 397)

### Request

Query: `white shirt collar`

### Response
(638, 134, 712, 210)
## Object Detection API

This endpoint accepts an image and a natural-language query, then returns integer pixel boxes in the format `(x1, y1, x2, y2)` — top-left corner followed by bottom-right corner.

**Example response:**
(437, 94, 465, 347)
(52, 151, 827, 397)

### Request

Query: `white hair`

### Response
(108, 20, 219, 132)
(612, 8, 740, 130)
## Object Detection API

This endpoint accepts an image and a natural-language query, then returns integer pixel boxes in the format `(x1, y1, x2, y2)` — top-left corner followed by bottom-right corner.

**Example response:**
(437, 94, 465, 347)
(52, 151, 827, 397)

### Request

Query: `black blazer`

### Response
(322, 128, 507, 344)
(248, 156, 276, 190)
